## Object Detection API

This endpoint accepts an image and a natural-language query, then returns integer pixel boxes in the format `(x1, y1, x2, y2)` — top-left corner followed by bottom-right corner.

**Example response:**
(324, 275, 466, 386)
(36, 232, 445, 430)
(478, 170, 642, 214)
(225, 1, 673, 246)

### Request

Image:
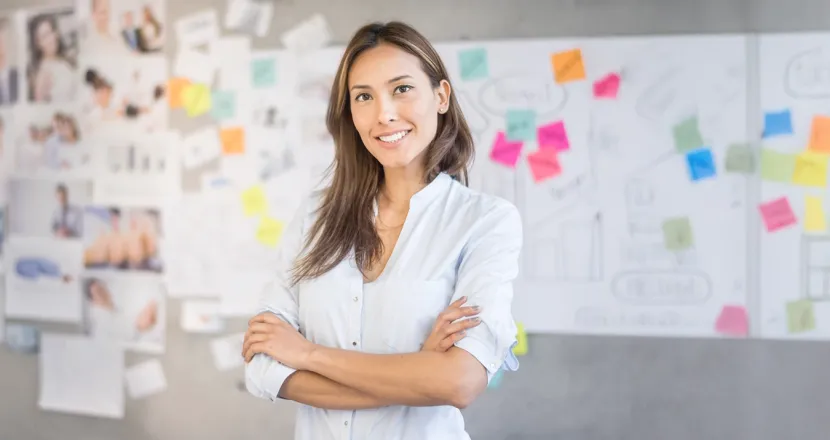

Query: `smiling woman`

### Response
(243, 21, 524, 440)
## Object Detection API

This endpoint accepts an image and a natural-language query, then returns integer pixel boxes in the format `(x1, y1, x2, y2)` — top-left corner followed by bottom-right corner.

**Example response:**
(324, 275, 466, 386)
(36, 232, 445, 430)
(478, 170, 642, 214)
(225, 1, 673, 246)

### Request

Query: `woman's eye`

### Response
(394, 85, 413, 94)
(355, 93, 370, 102)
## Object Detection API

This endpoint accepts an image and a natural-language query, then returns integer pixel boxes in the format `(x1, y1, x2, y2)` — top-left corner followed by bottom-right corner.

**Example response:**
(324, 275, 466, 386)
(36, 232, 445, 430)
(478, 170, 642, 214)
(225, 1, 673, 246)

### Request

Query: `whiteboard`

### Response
(438, 36, 750, 337)
(758, 33, 830, 340)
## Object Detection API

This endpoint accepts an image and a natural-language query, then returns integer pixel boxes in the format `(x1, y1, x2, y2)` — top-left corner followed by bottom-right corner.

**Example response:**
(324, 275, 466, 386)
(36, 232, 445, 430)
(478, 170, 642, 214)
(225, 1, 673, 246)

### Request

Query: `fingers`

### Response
(248, 312, 284, 327)
(243, 341, 267, 363)
(438, 331, 466, 351)
(246, 322, 275, 335)
(242, 333, 269, 360)
(439, 304, 481, 325)
(448, 296, 467, 308)
(444, 316, 482, 337)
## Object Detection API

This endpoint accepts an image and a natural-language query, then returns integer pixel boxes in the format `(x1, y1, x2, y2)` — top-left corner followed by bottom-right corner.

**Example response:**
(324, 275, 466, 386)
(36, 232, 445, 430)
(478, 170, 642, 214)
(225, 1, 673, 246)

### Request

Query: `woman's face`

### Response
(35, 20, 59, 57)
(348, 43, 450, 175)
(92, 0, 111, 33)
(56, 118, 75, 141)
(94, 86, 111, 107)
(89, 281, 114, 310)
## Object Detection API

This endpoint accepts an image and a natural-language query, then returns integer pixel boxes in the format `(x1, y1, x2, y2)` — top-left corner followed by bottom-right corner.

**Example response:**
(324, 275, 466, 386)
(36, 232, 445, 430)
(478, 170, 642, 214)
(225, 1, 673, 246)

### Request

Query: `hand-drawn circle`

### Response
(477, 72, 568, 119)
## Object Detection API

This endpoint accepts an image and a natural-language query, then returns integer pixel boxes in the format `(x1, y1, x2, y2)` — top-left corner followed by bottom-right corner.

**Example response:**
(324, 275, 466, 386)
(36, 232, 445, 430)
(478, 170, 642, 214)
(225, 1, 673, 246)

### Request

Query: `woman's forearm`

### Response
(304, 346, 485, 409)
(279, 370, 392, 410)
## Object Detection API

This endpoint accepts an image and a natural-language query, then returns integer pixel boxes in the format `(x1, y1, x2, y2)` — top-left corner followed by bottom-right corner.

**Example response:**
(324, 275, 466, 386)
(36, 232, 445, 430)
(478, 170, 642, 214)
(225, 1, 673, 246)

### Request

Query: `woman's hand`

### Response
(421, 297, 481, 352)
(243, 312, 316, 370)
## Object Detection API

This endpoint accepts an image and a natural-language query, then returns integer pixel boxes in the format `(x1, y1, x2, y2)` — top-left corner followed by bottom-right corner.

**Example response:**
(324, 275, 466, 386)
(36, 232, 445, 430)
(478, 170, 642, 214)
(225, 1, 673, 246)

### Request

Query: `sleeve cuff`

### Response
(245, 354, 298, 402)
(454, 335, 520, 384)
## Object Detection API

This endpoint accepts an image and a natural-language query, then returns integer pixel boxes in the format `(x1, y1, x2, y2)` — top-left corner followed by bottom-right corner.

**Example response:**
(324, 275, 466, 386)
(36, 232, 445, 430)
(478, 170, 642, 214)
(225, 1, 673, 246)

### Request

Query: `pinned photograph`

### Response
(8, 178, 92, 240)
(12, 105, 91, 177)
(0, 109, 13, 202)
(81, 0, 165, 56)
(83, 205, 163, 273)
(82, 273, 165, 354)
(25, 7, 79, 103)
(0, 15, 21, 106)
(5, 236, 84, 323)
(80, 56, 168, 135)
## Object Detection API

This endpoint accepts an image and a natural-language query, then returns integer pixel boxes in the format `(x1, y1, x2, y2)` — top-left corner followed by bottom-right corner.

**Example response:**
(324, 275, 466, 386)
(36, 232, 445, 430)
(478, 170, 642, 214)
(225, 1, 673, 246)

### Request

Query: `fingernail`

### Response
(461, 296, 467, 301)
(473, 317, 482, 323)
(459, 331, 466, 336)
(472, 306, 482, 312)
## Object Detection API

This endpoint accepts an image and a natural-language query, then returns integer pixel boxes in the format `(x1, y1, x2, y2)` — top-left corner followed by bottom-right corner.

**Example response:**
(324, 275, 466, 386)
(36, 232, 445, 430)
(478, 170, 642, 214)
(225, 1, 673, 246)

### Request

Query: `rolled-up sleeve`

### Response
(452, 201, 523, 383)
(245, 196, 310, 401)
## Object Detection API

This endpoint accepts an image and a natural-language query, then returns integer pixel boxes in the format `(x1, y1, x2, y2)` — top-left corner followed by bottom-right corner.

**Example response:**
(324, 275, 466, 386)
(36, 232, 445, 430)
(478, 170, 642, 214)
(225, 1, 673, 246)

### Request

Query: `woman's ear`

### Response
(436, 79, 451, 114)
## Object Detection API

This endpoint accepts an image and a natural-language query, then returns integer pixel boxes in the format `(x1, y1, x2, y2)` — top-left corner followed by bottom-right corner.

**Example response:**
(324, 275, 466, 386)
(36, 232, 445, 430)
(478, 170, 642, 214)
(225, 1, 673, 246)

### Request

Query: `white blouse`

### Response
(246, 172, 523, 440)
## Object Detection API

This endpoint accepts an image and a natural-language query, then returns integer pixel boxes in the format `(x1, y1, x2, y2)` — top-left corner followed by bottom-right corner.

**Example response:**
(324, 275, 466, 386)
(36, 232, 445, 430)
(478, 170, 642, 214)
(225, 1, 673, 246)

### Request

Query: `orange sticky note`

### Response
(167, 77, 190, 109)
(808, 115, 830, 154)
(220, 127, 245, 155)
(551, 48, 586, 84)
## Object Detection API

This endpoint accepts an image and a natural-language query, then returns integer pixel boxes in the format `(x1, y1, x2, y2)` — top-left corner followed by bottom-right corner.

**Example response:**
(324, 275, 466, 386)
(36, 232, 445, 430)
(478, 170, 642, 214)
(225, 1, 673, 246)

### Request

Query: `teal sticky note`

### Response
(506, 109, 535, 141)
(487, 368, 505, 390)
(459, 48, 488, 81)
(673, 116, 704, 153)
(252, 58, 277, 88)
(211, 90, 236, 121)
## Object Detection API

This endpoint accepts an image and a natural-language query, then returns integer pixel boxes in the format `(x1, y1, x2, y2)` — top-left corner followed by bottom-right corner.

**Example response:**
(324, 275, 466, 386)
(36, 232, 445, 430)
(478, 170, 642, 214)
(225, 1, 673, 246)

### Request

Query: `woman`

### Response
(27, 14, 76, 103)
(242, 22, 522, 439)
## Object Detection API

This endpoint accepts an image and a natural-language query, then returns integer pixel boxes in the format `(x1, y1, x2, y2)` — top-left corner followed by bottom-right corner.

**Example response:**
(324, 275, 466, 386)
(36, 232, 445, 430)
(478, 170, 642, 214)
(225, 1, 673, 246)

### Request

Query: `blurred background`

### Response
(1, 0, 830, 439)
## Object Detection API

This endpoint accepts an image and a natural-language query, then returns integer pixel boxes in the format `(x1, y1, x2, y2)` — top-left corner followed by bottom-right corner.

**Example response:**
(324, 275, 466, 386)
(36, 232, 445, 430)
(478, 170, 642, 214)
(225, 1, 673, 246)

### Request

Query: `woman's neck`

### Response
(379, 167, 427, 209)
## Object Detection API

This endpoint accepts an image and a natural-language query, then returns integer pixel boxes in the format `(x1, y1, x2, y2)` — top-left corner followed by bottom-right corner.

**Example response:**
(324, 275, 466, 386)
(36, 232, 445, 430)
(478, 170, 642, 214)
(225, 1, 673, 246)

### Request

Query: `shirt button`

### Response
(344, 421, 349, 426)
(353, 296, 358, 302)
(490, 363, 496, 369)
(352, 341, 358, 347)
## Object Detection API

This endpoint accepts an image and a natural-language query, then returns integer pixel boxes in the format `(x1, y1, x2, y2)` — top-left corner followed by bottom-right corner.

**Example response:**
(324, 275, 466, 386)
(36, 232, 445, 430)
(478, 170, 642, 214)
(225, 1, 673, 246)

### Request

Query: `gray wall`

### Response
(2, 0, 830, 439)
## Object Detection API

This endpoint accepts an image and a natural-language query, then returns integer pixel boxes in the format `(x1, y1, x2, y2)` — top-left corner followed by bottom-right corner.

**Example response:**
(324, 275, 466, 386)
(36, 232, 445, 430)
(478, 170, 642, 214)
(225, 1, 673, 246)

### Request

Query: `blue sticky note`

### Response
(686, 147, 717, 181)
(505, 109, 536, 141)
(763, 109, 793, 138)
(251, 58, 277, 88)
(211, 90, 236, 121)
(459, 48, 488, 81)
(487, 368, 505, 390)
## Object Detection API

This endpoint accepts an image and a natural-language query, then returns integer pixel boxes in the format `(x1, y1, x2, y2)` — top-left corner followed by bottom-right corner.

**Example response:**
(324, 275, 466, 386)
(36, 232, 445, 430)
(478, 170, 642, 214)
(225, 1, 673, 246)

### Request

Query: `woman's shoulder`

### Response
(445, 177, 521, 225)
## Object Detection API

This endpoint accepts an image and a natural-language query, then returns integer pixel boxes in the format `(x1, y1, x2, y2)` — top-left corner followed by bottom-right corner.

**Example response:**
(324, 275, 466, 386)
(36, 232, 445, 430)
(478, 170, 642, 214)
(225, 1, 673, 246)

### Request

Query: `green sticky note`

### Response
(662, 217, 694, 251)
(786, 299, 815, 333)
(211, 90, 236, 121)
(459, 48, 488, 81)
(760, 148, 796, 182)
(673, 116, 704, 153)
(252, 57, 277, 88)
(724, 143, 755, 174)
(505, 109, 535, 141)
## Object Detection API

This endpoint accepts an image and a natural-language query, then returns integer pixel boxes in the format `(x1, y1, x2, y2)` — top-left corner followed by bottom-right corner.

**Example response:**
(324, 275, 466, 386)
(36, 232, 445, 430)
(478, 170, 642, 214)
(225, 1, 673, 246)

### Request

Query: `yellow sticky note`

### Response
(805, 195, 827, 232)
(181, 83, 211, 117)
(256, 216, 285, 248)
(240, 185, 267, 217)
(512, 322, 528, 356)
(792, 151, 829, 188)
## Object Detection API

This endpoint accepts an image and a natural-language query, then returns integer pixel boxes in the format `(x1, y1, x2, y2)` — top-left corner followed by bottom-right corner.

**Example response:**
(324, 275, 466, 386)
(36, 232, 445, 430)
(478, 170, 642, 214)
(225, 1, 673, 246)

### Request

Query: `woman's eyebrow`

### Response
(350, 75, 414, 91)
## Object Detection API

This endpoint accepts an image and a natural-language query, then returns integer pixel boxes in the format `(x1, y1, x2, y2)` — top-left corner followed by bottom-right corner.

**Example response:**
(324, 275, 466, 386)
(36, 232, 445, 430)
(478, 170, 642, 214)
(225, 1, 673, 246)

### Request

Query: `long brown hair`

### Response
(290, 21, 474, 286)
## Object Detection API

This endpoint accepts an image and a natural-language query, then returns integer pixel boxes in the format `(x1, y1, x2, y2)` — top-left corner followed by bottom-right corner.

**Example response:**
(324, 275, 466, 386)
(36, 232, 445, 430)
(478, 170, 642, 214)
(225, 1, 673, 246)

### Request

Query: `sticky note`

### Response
(167, 77, 191, 109)
(181, 84, 211, 117)
(792, 151, 829, 187)
(662, 217, 694, 251)
(220, 127, 245, 155)
(673, 116, 704, 153)
(724, 143, 755, 174)
(458, 48, 488, 81)
(537, 120, 569, 151)
(758, 197, 797, 232)
(256, 216, 285, 248)
(686, 148, 717, 181)
(593, 72, 620, 99)
(808, 115, 830, 154)
(714, 305, 748, 337)
(505, 109, 535, 141)
(760, 149, 795, 182)
(512, 323, 528, 356)
(804, 195, 827, 233)
(487, 368, 504, 389)
(786, 299, 815, 333)
(240, 185, 267, 217)
(489, 131, 523, 168)
(527, 148, 561, 183)
(211, 90, 236, 121)
(251, 57, 277, 88)
(762, 109, 793, 138)
(551, 48, 586, 84)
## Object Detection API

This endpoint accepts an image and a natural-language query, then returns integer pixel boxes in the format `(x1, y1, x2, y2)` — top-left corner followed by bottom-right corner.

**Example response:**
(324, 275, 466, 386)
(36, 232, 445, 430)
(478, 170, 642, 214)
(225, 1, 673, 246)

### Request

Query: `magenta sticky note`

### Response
(715, 305, 748, 337)
(527, 148, 562, 183)
(537, 120, 569, 152)
(489, 131, 523, 168)
(593, 73, 620, 99)
(758, 197, 797, 232)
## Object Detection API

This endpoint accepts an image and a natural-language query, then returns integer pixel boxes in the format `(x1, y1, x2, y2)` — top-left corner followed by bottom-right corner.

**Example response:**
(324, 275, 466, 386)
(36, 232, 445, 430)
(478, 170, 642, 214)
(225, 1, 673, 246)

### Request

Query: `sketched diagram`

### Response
(802, 236, 830, 302)
(523, 212, 603, 283)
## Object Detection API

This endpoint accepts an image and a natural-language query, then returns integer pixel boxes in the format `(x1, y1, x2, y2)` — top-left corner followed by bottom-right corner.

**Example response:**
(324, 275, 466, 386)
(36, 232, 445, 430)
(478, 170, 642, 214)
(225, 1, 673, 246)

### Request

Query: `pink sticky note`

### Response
(537, 121, 569, 151)
(489, 131, 523, 168)
(715, 305, 748, 337)
(527, 148, 562, 183)
(593, 73, 620, 99)
(758, 197, 797, 232)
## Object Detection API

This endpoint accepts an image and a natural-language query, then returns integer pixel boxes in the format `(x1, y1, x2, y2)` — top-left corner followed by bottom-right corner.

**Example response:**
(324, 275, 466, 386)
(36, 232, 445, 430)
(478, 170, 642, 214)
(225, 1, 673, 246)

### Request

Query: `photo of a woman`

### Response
(26, 9, 78, 103)
(12, 106, 90, 177)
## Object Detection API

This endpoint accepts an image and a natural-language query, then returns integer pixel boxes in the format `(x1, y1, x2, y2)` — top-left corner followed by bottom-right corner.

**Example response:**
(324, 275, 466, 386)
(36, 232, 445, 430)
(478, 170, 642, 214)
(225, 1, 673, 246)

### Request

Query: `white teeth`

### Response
(379, 131, 408, 143)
